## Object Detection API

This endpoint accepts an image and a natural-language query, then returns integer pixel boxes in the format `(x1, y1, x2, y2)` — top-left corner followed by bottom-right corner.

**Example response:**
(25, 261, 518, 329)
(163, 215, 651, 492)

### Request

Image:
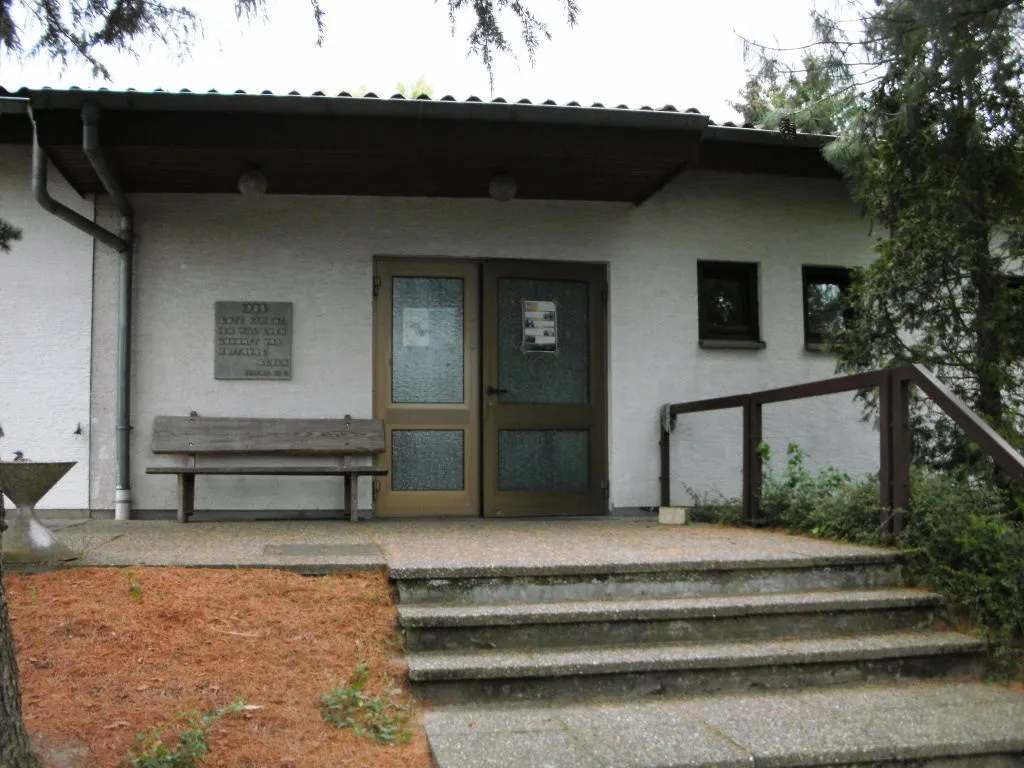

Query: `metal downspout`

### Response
(31, 130, 127, 252)
(27, 103, 134, 520)
(82, 103, 135, 522)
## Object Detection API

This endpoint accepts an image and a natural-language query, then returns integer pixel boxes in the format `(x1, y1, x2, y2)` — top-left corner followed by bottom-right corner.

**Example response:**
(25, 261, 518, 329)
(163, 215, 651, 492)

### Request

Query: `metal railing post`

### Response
(742, 397, 763, 524)
(879, 371, 894, 543)
(892, 374, 912, 537)
(659, 421, 671, 507)
(742, 398, 762, 523)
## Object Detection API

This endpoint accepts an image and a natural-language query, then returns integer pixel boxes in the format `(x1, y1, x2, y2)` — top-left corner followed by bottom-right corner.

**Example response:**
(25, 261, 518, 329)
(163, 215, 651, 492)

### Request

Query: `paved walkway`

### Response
(41, 517, 897, 574)
(425, 682, 1024, 768)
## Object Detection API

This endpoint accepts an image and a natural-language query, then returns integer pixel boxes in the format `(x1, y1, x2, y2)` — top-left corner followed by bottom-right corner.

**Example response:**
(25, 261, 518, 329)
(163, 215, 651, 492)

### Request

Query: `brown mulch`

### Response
(5, 567, 432, 768)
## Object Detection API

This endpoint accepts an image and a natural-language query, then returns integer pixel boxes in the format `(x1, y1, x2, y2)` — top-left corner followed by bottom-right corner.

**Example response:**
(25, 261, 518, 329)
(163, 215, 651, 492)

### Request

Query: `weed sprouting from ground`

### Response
(125, 569, 143, 602)
(129, 700, 246, 768)
(319, 662, 412, 746)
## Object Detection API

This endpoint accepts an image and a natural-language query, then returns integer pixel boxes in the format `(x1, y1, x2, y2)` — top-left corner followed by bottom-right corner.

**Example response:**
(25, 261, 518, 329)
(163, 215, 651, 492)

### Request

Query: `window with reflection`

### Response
(697, 261, 760, 342)
(802, 266, 852, 348)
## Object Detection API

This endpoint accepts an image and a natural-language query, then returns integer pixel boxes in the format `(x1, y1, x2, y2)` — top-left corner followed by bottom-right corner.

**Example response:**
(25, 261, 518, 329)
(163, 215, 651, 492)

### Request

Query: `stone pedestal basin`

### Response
(0, 462, 78, 564)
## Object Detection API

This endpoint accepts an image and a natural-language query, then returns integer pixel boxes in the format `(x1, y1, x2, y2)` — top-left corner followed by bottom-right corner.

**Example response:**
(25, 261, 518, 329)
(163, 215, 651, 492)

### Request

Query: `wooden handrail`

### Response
(659, 364, 1024, 541)
(897, 364, 1024, 482)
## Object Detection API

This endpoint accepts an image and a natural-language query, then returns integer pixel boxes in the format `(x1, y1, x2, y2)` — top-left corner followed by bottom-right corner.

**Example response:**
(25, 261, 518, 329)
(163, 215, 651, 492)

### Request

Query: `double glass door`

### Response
(373, 259, 607, 517)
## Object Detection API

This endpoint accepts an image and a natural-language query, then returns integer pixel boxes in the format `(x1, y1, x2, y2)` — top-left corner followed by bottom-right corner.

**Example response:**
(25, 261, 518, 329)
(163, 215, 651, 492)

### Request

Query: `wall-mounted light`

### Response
(489, 172, 517, 203)
(238, 168, 268, 197)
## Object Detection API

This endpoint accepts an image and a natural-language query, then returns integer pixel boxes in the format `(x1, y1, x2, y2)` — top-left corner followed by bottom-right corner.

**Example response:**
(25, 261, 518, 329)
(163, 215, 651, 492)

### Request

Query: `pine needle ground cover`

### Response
(4, 567, 430, 768)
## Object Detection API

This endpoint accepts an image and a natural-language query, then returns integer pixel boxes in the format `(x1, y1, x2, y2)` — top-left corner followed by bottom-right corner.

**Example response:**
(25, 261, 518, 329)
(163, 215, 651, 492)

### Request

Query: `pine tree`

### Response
(0, 515, 39, 767)
(743, 1, 1024, 474)
(730, 53, 854, 134)
(825, 0, 1024, 470)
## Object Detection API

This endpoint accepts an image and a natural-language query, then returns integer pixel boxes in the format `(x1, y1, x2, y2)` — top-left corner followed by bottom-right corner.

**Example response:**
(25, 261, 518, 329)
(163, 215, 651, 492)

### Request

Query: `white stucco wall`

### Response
(0, 145, 94, 509)
(94, 170, 880, 515)
(622, 172, 880, 504)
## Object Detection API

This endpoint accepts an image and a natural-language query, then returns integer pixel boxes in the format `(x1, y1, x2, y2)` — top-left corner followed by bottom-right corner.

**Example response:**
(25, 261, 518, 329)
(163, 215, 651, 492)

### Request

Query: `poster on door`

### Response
(401, 308, 431, 347)
(522, 299, 558, 352)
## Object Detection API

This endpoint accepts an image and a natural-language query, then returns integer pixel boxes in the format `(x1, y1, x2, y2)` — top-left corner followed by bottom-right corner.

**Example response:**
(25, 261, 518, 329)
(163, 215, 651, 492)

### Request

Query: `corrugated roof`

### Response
(0, 84, 838, 199)
(1, 84, 825, 136)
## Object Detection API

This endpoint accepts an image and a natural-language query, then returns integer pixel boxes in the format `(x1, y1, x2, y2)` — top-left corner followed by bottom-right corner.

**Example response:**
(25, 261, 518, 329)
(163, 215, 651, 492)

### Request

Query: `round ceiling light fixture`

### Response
(488, 172, 517, 203)
(238, 168, 268, 197)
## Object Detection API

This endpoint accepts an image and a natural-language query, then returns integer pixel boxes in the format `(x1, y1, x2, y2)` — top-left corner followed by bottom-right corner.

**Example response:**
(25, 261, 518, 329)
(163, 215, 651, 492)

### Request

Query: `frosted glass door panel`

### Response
(498, 430, 589, 491)
(497, 278, 588, 404)
(391, 430, 464, 491)
(392, 277, 464, 404)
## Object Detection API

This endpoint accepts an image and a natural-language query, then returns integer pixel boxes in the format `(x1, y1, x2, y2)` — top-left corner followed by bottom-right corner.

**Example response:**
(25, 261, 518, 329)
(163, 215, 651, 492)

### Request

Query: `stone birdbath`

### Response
(0, 461, 78, 564)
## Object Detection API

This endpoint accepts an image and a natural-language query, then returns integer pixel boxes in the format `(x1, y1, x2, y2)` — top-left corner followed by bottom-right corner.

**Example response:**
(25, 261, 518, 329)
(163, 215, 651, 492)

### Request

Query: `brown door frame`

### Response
(373, 257, 609, 518)
(481, 260, 609, 517)
(372, 258, 480, 517)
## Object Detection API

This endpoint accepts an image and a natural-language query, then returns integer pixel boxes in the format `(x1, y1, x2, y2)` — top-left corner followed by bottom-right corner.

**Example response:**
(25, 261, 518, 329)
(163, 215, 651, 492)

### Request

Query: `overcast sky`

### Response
(0, 0, 825, 122)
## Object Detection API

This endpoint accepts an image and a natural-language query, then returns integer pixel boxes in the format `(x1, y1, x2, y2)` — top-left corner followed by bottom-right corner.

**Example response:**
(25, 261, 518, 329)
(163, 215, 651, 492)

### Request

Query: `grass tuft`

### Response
(319, 662, 412, 746)
(128, 700, 245, 768)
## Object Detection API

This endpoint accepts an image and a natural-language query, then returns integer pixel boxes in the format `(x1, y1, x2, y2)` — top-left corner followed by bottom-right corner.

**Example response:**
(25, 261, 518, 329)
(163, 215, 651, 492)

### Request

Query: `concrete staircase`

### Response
(394, 550, 1024, 766)
(398, 551, 984, 705)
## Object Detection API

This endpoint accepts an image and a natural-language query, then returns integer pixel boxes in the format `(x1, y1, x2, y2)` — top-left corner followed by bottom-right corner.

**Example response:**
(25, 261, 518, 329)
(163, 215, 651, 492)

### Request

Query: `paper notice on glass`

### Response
(402, 308, 431, 347)
(522, 299, 558, 352)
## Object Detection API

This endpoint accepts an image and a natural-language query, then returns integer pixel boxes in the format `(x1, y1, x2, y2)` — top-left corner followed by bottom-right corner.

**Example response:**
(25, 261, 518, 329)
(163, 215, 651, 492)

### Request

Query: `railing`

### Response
(660, 364, 1024, 541)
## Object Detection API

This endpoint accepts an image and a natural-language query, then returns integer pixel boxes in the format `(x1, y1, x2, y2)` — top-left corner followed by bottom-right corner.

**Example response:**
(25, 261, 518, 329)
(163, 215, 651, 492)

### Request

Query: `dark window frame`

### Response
(802, 265, 852, 348)
(697, 260, 761, 344)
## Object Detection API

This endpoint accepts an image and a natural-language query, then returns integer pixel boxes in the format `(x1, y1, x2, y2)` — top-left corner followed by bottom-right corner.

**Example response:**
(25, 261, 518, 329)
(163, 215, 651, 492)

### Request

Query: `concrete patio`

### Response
(38, 516, 898, 574)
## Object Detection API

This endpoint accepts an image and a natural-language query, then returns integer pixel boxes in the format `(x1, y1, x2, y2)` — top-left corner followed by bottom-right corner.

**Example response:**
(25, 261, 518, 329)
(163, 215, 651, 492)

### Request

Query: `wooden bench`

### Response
(145, 415, 388, 523)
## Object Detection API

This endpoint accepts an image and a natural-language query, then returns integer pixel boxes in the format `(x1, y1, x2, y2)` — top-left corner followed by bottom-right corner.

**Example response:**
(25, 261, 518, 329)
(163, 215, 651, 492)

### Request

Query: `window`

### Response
(697, 261, 761, 346)
(802, 266, 852, 349)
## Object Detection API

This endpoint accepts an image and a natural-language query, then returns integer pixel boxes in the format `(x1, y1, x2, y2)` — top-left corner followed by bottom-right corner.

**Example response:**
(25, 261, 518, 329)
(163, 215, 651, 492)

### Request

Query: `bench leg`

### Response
(345, 474, 358, 523)
(177, 474, 195, 524)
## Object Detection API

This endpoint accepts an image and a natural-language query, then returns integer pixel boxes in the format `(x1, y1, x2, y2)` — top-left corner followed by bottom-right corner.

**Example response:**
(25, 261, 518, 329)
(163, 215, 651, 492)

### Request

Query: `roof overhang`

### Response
(0, 88, 838, 202)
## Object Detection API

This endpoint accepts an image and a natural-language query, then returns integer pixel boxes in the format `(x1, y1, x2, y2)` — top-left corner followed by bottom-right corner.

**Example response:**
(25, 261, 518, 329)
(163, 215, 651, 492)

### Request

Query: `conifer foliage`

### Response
(0, 0, 577, 81)
(826, 0, 1024, 468)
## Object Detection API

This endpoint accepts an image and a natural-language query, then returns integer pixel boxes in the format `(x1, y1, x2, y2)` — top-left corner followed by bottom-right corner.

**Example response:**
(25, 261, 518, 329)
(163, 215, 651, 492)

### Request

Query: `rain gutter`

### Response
(702, 124, 834, 148)
(25, 88, 713, 132)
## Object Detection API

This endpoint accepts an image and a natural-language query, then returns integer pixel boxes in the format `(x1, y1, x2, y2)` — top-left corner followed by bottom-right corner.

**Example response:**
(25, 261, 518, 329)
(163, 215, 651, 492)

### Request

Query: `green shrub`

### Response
(684, 443, 884, 542)
(758, 443, 885, 544)
(684, 444, 1023, 676)
(319, 663, 412, 746)
(903, 471, 1024, 676)
(681, 483, 744, 525)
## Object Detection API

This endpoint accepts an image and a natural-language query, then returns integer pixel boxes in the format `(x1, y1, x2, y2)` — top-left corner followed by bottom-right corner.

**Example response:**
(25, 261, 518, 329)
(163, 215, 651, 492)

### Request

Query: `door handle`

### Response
(487, 386, 509, 395)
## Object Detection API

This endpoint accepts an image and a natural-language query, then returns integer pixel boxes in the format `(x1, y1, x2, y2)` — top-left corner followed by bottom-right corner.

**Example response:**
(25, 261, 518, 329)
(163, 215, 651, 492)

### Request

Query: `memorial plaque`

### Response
(215, 301, 293, 380)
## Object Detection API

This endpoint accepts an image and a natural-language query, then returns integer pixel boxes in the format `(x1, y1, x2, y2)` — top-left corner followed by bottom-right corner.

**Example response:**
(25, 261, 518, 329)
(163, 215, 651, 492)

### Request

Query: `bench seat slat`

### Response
(146, 466, 389, 476)
(152, 416, 385, 455)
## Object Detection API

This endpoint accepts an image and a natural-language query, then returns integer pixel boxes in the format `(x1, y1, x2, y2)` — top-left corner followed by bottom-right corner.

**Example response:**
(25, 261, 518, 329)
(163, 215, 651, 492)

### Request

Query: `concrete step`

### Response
(423, 681, 1024, 768)
(409, 631, 986, 705)
(400, 588, 941, 651)
(394, 553, 903, 606)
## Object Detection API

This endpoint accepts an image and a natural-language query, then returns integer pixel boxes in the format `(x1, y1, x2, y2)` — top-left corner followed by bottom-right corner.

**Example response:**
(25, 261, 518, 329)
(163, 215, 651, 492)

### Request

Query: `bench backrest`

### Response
(152, 416, 385, 456)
